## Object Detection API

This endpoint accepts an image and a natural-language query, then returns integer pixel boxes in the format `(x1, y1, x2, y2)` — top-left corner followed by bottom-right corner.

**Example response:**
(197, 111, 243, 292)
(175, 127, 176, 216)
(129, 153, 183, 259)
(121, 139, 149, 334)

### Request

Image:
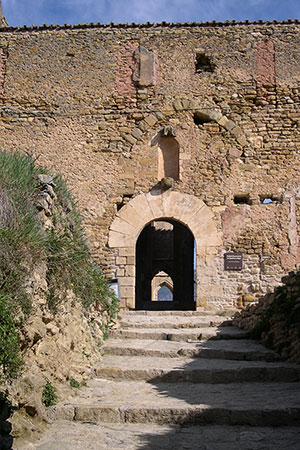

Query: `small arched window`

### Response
(151, 271, 174, 302)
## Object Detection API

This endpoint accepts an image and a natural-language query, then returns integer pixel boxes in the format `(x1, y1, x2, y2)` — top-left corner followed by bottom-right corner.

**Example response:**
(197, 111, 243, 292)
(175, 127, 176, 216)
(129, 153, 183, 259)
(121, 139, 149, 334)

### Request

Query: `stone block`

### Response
(199, 284, 223, 297)
(116, 268, 125, 277)
(196, 231, 223, 247)
(119, 247, 135, 257)
(188, 210, 215, 236)
(48, 405, 75, 421)
(124, 134, 137, 145)
(119, 276, 135, 286)
(229, 147, 242, 157)
(120, 285, 135, 298)
(237, 134, 247, 146)
(196, 297, 208, 307)
(144, 114, 158, 127)
(127, 256, 135, 265)
(74, 406, 121, 423)
(173, 99, 183, 111)
(231, 125, 243, 138)
(125, 265, 135, 277)
(110, 217, 138, 237)
(131, 127, 143, 140)
(146, 191, 164, 218)
(116, 256, 126, 265)
(108, 231, 135, 248)
(224, 120, 236, 132)
(125, 297, 135, 309)
(138, 120, 148, 131)
(217, 115, 228, 127)
(116, 204, 146, 232)
(181, 99, 190, 110)
(188, 99, 200, 110)
(208, 109, 222, 122)
(162, 191, 205, 224)
(129, 194, 154, 224)
(136, 46, 156, 87)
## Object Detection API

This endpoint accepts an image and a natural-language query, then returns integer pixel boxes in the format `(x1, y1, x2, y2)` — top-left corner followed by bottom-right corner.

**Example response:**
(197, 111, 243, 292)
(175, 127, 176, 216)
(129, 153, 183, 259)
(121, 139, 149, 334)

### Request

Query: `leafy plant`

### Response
(69, 378, 80, 388)
(0, 293, 23, 382)
(0, 150, 119, 383)
(42, 378, 57, 407)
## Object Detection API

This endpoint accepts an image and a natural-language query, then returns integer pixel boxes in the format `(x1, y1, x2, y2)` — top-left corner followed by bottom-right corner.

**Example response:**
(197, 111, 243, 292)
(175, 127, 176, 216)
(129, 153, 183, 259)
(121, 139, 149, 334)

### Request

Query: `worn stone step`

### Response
(102, 338, 279, 361)
(49, 379, 300, 427)
(110, 326, 248, 341)
(121, 310, 233, 317)
(22, 422, 300, 450)
(94, 355, 300, 383)
(120, 315, 232, 329)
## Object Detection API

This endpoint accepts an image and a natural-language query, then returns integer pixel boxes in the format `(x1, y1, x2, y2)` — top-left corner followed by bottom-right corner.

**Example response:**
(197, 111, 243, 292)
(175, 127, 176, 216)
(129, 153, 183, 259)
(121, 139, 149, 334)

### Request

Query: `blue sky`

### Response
(2, 0, 300, 27)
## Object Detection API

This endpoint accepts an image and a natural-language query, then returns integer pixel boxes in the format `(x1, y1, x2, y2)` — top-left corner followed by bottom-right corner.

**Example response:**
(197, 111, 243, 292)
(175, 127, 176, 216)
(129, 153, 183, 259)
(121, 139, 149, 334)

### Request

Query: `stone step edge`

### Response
(119, 320, 233, 329)
(49, 404, 300, 427)
(110, 330, 249, 341)
(121, 311, 235, 317)
(93, 367, 300, 383)
(101, 346, 279, 362)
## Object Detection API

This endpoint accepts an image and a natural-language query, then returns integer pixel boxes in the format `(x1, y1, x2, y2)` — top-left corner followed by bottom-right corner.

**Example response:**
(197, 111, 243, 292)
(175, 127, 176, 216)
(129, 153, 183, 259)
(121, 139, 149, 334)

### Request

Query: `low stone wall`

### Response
(233, 270, 300, 363)
(0, 398, 13, 450)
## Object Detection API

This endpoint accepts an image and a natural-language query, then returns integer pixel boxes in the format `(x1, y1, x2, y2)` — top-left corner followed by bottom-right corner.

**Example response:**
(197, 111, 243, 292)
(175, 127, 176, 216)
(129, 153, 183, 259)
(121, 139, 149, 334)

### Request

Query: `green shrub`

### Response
(42, 378, 57, 407)
(69, 378, 80, 388)
(0, 293, 23, 382)
(0, 150, 118, 383)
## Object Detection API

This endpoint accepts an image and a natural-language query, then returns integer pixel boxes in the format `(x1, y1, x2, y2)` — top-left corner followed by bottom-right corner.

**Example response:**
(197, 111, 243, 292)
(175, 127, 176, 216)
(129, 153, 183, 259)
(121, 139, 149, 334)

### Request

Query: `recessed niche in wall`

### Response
(157, 136, 179, 181)
(260, 195, 282, 204)
(194, 111, 213, 125)
(234, 194, 251, 205)
(195, 52, 215, 73)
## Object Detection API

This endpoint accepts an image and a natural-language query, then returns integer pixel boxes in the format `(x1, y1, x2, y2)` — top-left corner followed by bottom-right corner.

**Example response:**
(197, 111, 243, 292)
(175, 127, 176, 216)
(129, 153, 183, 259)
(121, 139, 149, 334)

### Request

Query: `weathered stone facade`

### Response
(1, 20, 300, 309)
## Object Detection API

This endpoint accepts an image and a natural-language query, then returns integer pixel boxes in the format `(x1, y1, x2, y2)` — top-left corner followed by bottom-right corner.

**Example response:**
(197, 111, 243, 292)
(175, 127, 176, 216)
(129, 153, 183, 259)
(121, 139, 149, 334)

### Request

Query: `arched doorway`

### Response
(136, 219, 195, 310)
(108, 190, 222, 310)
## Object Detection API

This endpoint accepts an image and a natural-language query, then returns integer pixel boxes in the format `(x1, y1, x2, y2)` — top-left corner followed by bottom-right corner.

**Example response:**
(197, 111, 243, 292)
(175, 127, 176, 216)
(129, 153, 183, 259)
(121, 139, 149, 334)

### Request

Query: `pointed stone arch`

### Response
(108, 189, 223, 309)
(151, 271, 174, 301)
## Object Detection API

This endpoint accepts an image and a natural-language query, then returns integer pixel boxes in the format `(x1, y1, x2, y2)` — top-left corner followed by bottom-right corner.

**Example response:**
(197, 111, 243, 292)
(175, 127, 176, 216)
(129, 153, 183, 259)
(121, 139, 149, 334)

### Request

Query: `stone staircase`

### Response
(28, 311, 300, 449)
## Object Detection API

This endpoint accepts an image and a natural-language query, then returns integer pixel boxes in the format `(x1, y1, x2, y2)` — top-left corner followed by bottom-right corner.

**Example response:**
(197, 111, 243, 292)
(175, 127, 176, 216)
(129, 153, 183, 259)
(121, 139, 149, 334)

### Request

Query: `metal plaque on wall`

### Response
(224, 253, 243, 270)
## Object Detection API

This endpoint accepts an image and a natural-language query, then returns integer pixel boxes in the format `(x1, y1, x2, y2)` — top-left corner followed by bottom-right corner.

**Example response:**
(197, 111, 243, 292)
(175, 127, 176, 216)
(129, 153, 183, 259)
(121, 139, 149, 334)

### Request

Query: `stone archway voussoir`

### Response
(195, 231, 223, 247)
(109, 191, 222, 249)
(116, 204, 147, 234)
(162, 191, 203, 224)
(127, 194, 154, 227)
(145, 191, 164, 218)
(108, 230, 136, 248)
(110, 216, 139, 236)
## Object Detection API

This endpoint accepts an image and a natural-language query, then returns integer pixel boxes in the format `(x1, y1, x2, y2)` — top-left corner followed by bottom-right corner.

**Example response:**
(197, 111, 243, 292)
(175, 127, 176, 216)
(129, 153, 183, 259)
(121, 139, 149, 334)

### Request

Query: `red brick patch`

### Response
(116, 43, 138, 104)
(255, 40, 275, 86)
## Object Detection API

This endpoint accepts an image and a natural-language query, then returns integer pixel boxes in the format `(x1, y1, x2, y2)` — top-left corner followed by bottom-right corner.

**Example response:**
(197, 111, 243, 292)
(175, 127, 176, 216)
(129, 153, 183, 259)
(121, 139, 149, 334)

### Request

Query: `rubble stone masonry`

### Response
(0, 21, 300, 309)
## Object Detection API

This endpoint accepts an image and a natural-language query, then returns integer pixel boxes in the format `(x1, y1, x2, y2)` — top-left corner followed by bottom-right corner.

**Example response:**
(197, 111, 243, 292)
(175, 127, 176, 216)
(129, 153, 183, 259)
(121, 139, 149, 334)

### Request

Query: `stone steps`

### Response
(102, 338, 279, 361)
(50, 378, 300, 427)
(23, 422, 300, 450)
(122, 310, 232, 316)
(110, 326, 248, 341)
(34, 310, 300, 449)
(94, 355, 300, 383)
(119, 314, 232, 329)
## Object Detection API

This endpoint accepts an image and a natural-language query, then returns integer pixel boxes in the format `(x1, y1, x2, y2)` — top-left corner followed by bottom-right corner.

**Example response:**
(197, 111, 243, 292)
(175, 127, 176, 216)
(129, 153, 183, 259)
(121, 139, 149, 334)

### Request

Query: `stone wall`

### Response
(0, 21, 300, 309)
(233, 269, 300, 363)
